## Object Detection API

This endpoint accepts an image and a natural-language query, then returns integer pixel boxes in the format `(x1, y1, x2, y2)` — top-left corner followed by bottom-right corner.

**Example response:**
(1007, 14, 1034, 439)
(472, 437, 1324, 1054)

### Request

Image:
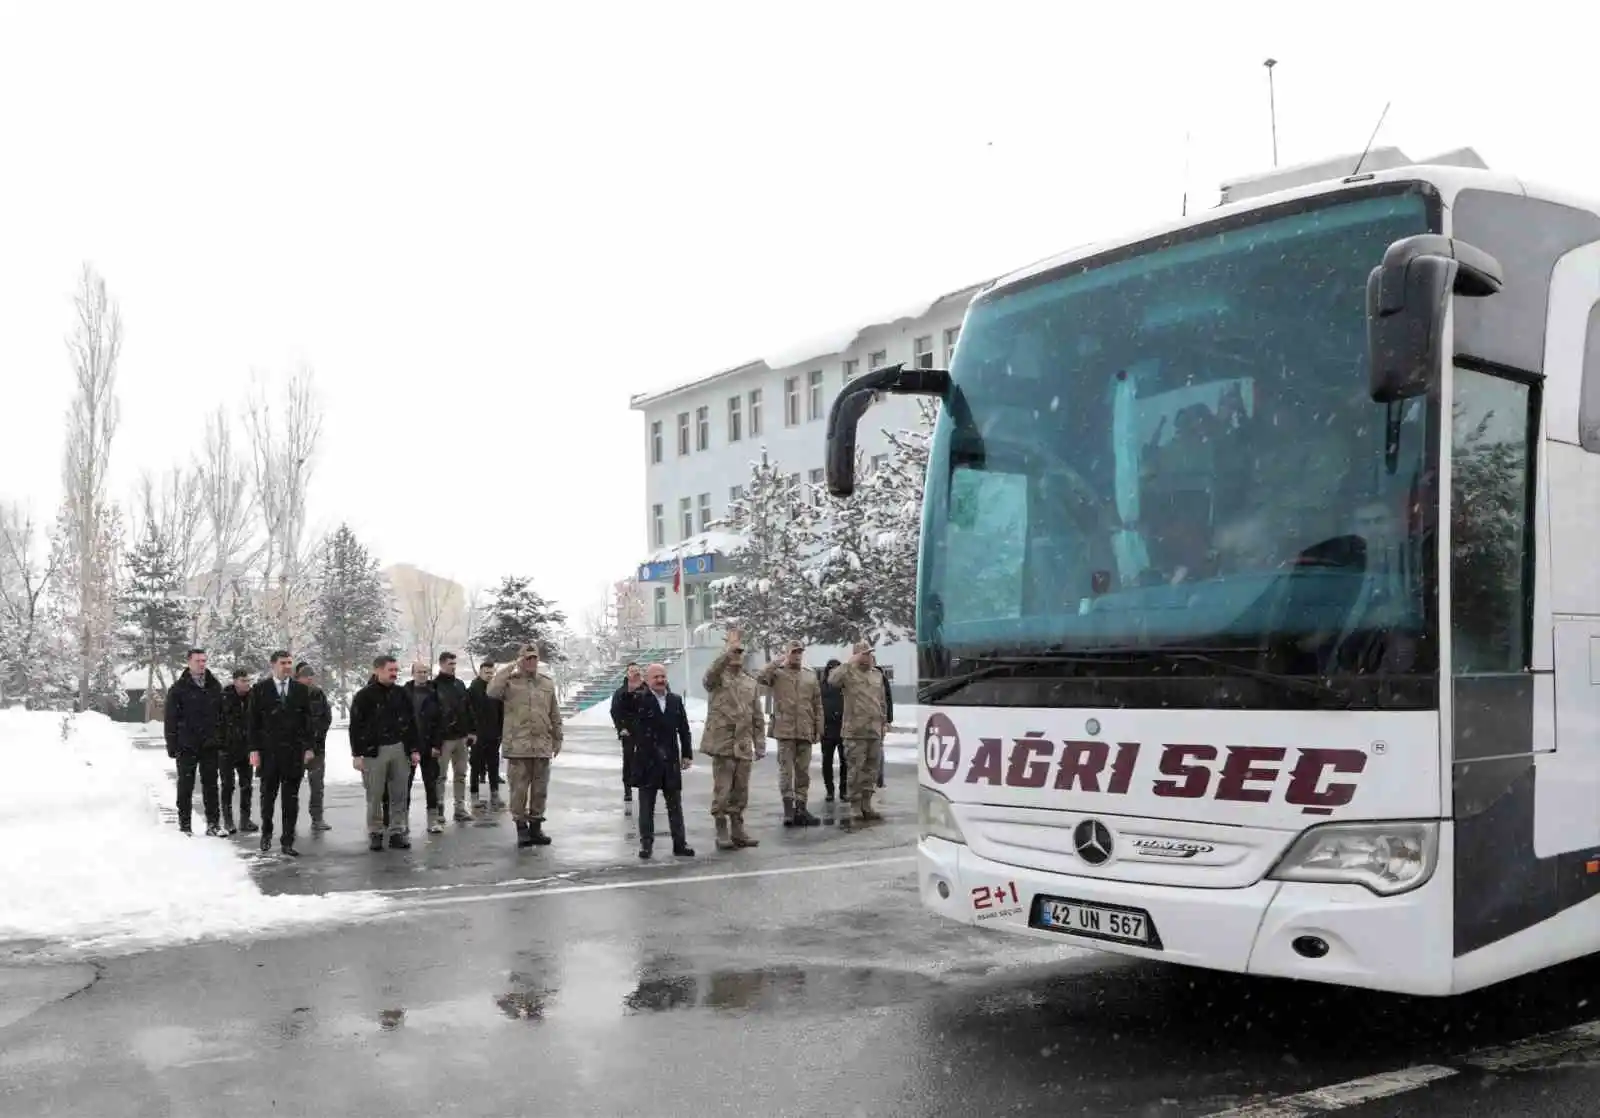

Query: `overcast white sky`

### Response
(0, 1, 1590, 623)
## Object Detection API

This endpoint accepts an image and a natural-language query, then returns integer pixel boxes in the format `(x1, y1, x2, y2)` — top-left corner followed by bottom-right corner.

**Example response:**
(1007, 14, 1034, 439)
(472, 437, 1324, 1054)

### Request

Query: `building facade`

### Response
(627, 280, 988, 701)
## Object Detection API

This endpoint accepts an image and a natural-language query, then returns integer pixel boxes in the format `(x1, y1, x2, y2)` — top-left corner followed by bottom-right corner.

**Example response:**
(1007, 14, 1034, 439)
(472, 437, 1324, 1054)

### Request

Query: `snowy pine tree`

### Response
(120, 520, 196, 717)
(211, 582, 275, 677)
(711, 451, 816, 659)
(467, 575, 568, 664)
(0, 504, 68, 709)
(309, 524, 394, 709)
(800, 449, 883, 646)
(856, 398, 936, 637)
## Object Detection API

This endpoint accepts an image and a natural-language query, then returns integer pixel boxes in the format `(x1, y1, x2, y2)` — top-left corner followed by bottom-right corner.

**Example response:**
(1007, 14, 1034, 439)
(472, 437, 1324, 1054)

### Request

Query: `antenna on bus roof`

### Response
(1182, 130, 1191, 217)
(1351, 101, 1392, 176)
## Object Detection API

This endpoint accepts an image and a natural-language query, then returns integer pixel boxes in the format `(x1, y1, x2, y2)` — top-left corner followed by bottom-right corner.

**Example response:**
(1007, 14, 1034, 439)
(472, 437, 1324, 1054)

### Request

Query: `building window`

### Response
(652, 504, 664, 547)
(944, 326, 961, 365)
(685, 587, 697, 626)
(697, 492, 711, 532)
(679, 497, 693, 539)
(729, 484, 743, 506)
(749, 389, 763, 436)
(728, 395, 742, 442)
(653, 587, 667, 628)
(843, 358, 858, 382)
(784, 376, 800, 426)
(808, 467, 825, 505)
(913, 336, 934, 369)
(697, 583, 714, 625)
(650, 420, 662, 464)
(676, 412, 690, 456)
(870, 453, 888, 475)
(695, 405, 709, 451)
(868, 350, 887, 370)
(807, 369, 824, 420)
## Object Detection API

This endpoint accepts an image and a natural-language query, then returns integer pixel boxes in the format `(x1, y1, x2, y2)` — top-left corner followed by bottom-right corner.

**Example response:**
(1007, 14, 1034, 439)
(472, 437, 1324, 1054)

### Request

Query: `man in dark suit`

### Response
(163, 648, 226, 837)
(609, 662, 644, 809)
(629, 662, 695, 860)
(248, 649, 317, 856)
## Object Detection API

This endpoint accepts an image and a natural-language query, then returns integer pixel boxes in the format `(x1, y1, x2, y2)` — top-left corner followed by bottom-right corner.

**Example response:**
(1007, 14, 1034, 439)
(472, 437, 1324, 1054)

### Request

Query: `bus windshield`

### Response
(918, 188, 1438, 708)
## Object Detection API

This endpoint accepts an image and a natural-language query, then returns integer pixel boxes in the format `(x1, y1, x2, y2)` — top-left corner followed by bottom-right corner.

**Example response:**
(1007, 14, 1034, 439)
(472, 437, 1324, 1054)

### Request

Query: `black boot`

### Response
(222, 805, 237, 835)
(529, 821, 551, 847)
(259, 828, 273, 853)
(782, 798, 795, 827)
(280, 838, 299, 857)
(638, 842, 652, 860)
(368, 833, 384, 852)
(516, 821, 533, 848)
(389, 832, 411, 850)
(673, 843, 696, 858)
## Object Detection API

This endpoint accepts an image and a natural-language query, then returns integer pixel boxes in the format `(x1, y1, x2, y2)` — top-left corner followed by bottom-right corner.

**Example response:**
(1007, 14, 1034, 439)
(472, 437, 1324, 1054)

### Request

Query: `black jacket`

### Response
(433, 673, 476, 740)
(403, 680, 442, 752)
(164, 670, 224, 756)
(818, 669, 844, 742)
(629, 688, 693, 792)
(610, 682, 644, 741)
(248, 676, 316, 755)
(348, 676, 422, 758)
(221, 685, 253, 756)
(305, 685, 333, 753)
(467, 677, 503, 743)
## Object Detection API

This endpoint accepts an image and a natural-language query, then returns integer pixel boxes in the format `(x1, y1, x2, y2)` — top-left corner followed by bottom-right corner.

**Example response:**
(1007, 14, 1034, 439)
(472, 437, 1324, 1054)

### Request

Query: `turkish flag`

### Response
(673, 559, 681, 594)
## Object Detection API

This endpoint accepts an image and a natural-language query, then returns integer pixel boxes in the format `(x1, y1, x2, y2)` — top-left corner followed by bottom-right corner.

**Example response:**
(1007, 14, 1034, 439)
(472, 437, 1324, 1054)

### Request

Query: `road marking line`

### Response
(400, 854, 916, 909)
(1205, 1017, 1600, 1116)
(1460, 1019, 1600, 1069)
(1205, 1066, 1458, 1116)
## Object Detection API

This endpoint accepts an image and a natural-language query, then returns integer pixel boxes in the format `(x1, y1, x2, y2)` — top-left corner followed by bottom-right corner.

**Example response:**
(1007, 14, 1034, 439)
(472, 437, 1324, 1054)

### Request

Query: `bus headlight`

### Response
(918, 787, 966, 844)
(1268, 821, 1439, 896)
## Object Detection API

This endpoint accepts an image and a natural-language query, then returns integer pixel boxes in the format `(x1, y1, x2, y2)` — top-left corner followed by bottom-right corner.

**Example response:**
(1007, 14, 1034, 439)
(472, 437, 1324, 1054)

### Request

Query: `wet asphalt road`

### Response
(3, 727, 1600, 1117)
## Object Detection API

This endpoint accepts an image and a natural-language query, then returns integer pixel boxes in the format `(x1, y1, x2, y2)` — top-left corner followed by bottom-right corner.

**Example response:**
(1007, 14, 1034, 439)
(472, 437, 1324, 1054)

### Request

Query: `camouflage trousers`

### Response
(710, 756, 751, 818)
(506, 757, 551, 824)
(776, 739, 813, 804)
(844, 737, 883, 809)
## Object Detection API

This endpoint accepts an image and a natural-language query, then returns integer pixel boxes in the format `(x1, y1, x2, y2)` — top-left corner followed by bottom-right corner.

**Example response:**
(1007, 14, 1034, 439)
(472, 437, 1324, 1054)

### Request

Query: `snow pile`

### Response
(0, 710, 389, 956)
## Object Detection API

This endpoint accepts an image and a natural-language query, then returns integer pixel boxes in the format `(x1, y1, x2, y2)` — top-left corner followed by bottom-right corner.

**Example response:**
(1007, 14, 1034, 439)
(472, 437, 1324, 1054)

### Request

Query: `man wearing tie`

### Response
(248, 649, 317, 856)
(629, 662, 695, 860)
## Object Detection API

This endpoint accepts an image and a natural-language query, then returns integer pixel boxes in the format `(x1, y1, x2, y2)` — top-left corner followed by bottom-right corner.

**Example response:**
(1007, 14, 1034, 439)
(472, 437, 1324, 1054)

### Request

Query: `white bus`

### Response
(825, 149, 1600, 997)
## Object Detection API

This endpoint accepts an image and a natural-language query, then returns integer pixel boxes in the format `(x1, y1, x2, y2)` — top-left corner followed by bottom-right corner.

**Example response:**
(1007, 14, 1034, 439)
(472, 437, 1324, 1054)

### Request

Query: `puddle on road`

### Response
(624, 963, 943, 1016)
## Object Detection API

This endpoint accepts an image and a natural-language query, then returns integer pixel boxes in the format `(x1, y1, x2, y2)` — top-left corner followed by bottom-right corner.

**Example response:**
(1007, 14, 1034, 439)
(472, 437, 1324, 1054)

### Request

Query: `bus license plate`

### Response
(1033, 897, 1156, 947)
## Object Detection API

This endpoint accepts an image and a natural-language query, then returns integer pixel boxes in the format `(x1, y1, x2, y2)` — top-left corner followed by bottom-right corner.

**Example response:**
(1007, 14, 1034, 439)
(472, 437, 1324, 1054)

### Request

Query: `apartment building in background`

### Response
(627, 279, 988, 700)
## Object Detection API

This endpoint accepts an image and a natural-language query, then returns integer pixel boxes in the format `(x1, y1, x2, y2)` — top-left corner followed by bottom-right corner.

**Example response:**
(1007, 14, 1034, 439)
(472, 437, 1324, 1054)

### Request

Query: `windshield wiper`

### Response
(921, 649, 1348, 704)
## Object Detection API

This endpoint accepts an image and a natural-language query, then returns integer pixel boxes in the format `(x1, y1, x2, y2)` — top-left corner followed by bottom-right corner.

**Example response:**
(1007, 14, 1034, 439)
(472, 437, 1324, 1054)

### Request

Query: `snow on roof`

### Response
(628, 280, 992, 410)
(646, 529, 747, 564)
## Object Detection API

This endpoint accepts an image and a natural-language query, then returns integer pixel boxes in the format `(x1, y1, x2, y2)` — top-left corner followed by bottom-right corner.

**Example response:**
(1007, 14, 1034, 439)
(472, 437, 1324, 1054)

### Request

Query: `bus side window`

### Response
(1450, 366, 1537, 675)
(1581, 302, 1600, 454)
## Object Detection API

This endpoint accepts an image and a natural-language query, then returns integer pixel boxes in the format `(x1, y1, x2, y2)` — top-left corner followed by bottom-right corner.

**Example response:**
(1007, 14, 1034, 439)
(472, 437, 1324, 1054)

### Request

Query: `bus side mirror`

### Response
(825, 363, 949, 497)
(1367, 234, 1503, 403)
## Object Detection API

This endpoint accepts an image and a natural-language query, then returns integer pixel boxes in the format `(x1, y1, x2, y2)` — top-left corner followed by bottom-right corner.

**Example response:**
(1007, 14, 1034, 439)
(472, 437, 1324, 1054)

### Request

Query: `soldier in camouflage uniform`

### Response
(756, 640, 823, 827)
(828, 641, 889, 829)
(488, 645, 564, 849)
(701, 630, 765, 851)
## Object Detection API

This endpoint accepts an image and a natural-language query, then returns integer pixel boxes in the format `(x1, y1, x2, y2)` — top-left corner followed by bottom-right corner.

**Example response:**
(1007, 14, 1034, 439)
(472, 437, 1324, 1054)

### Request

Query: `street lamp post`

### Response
(1264, 58, 1279, 168)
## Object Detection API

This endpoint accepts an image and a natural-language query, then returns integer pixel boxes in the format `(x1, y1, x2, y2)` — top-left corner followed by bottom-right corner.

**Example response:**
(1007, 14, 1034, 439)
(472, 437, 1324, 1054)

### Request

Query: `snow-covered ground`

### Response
(0, 711, 387, 957)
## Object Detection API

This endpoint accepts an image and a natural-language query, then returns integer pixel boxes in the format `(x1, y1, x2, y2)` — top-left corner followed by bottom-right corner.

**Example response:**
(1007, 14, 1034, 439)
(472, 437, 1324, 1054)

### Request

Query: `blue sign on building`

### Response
(638, 553, 716, 583)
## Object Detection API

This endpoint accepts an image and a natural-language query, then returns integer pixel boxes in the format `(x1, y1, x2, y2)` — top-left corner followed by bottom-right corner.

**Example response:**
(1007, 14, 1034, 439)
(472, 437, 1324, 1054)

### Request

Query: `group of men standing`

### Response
(163, 647, 334, 856)
(609, 630, 894, 858)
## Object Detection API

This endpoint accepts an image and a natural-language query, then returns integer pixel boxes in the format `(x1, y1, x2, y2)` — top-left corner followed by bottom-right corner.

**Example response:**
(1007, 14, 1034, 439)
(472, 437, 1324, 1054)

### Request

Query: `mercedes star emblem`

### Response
(1073, 819, 1114, 866)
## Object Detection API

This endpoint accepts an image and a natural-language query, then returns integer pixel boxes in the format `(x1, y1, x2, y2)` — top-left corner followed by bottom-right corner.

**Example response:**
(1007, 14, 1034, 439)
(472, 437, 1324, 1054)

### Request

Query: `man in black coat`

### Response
(609, 662, 644, 808)
(391, 662, 443, 832)
(818, 659, 846, 804)
(163, 648, 226, 837)
(467, 660, 505, 813)
(628, 662, 695, 860)
(219, 668, 259, 834)
(432, 651, 478, 823)
(295, 662, 334, 832)
(248, 649, 317, 856)
(350, 656, 423, 850)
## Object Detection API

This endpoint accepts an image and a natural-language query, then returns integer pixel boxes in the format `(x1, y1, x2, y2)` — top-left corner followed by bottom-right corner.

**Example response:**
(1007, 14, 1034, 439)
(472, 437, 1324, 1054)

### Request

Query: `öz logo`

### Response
(924, 712, 961, 785)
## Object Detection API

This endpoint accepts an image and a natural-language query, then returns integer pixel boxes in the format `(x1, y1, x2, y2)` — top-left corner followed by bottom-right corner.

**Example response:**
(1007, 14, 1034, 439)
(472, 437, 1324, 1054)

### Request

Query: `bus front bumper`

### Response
(918, 833, 1455, 996)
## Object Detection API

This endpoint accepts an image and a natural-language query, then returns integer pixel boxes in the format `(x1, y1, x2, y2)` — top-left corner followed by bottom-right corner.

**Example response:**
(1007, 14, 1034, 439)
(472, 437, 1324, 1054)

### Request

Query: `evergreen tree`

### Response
(800, 449, 882, 647)
(120, 520, 195, 715)
(467, 575, 568, 664)
(856, 399, 936, 637)
(211, 581, 274, 677)
(309, 524, 393, 710)
(711, 450, 816, 659)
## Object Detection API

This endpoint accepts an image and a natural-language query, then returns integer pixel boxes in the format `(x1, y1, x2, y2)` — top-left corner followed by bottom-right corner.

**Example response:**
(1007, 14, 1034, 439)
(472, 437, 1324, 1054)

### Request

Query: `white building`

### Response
(628, 279, 989, 700)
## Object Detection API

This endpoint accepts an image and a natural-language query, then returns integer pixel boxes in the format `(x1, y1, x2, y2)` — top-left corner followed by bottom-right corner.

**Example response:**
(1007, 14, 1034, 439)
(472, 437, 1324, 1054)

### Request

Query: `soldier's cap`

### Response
(786, 640, 805, 652)
(518, 644, 540, 658)
(852, 640, 872, 654)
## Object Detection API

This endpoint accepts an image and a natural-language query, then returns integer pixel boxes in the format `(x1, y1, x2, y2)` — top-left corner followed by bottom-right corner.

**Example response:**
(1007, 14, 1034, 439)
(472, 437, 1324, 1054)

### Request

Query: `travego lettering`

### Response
(961, 737, 1368, 814)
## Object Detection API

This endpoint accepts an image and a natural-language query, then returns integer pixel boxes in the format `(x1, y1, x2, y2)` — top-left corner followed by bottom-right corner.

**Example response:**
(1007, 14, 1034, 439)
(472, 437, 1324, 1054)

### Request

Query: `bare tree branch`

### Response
(195, 406, 258, 634)
(245, 362, 322, 645)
